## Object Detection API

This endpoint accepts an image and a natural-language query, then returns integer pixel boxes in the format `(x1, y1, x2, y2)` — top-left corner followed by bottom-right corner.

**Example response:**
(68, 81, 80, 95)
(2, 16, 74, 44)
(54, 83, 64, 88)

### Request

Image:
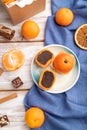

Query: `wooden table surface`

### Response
(0, 0, 51, 129)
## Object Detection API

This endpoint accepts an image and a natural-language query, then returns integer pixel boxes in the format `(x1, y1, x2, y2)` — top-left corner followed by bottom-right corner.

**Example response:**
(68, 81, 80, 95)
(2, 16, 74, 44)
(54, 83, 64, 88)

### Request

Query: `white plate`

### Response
(31, 44, 80, 93)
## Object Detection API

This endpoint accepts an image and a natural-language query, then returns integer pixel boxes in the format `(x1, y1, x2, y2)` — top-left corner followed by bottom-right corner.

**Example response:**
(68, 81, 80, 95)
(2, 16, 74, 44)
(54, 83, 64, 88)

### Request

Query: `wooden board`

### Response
(0, 91, 29, 130)
(0, 0, 51, 129)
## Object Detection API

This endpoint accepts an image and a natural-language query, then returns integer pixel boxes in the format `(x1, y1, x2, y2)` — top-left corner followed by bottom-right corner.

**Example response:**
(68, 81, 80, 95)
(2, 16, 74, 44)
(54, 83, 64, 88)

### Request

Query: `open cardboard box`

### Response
(0, 0, 46, 25)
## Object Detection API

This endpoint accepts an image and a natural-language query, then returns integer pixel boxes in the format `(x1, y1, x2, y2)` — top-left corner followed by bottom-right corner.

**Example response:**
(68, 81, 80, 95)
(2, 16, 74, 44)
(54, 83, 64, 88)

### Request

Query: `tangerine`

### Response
(55, 8, 74, 26)
(25, 107, 45, 128)
(53, 51, 76, 74)
(21, 20, 40, 39)
(2, 49, 25, 71)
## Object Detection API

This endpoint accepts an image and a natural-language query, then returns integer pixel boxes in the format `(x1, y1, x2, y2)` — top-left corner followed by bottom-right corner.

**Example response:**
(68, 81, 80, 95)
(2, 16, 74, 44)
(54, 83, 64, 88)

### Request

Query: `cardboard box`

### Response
(1, 0, 46, 25)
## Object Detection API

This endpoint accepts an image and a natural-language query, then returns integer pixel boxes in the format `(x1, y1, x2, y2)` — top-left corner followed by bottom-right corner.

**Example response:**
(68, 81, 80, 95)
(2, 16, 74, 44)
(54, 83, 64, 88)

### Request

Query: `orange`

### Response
(21, 20, 40, 39)
(55, 8, 74, 26)
(53, 51, 76, 74)
(74, 24, 87, 50)
(2, 49, 25, 71)
(25, 107, 45, 128)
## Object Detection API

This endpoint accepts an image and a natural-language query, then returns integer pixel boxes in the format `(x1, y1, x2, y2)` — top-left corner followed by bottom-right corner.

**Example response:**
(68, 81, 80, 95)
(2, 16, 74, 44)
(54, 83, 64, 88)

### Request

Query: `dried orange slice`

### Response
(2, 49, 25, 71)
(74, 24, 87, 50)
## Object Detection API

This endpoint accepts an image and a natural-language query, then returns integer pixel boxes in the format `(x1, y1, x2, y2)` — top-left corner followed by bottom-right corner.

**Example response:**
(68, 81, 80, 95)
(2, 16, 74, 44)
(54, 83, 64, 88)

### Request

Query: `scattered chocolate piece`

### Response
(0, 24, 15, 40)
(0, 115, 9, 127)
(0, 68, 4, 76)
(12, 77, 23, 88)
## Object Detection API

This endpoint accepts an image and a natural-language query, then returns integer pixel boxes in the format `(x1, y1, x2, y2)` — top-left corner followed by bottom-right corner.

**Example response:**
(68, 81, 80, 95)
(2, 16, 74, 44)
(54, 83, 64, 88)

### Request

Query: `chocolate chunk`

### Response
(41, 71, 54, 88)
(37, 50, 53, 65)
(12, 77, 23, 88)
(0, 68, 4, 76)
(0, 115, 9, 127)
(0, 24, 15, 40)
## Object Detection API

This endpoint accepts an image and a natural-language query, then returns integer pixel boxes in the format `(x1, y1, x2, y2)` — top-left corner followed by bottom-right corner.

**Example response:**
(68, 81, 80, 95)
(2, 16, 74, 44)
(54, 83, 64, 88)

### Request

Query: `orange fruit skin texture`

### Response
(55, 8, 74, 26)
(2, 49, 25, 71)
(53, 52, 76, 74)
(3, 0, 16, 4)
(21, 20, 40, 39)
(25, 107, 45, 128)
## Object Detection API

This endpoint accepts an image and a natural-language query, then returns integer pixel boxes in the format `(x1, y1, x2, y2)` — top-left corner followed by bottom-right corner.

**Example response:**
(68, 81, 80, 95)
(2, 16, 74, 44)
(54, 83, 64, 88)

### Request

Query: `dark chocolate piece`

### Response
(0, 115, 9, 127)
(12, 77, 23, 88)
(41, 71, 54, 88)
(0, 68, 4, 76)
(0, 24, 15, 40)
(37, 50, 53, 65)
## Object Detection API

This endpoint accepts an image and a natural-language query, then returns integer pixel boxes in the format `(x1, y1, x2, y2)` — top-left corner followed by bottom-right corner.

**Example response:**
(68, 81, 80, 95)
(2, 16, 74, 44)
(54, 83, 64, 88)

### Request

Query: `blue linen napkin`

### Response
(24, 0, 87, 130)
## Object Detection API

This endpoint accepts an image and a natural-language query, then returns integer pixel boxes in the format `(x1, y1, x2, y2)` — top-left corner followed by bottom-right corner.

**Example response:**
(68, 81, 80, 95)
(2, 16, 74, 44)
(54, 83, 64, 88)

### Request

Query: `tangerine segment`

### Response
(21, 20, 40, 39)
(2, 49, 25, 71)
(55, 8, 74, 26)
(25, 107, 45, 128)
(53, 51, 76, 74)
(74, 24, 87, 50)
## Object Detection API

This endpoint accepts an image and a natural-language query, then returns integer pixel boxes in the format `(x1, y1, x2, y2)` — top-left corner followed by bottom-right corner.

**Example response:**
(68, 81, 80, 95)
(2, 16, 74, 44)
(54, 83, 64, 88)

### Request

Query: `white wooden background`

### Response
(0, 0, 51, 129)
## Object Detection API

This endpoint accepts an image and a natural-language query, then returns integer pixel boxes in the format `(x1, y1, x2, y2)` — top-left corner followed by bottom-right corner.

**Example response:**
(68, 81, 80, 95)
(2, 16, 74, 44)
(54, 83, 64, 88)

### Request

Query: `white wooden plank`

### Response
(0, 42, 43, 90)
(0, 91, 30, 130)
(0, 0, 51, 42)
(0, 1, 51, 130)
